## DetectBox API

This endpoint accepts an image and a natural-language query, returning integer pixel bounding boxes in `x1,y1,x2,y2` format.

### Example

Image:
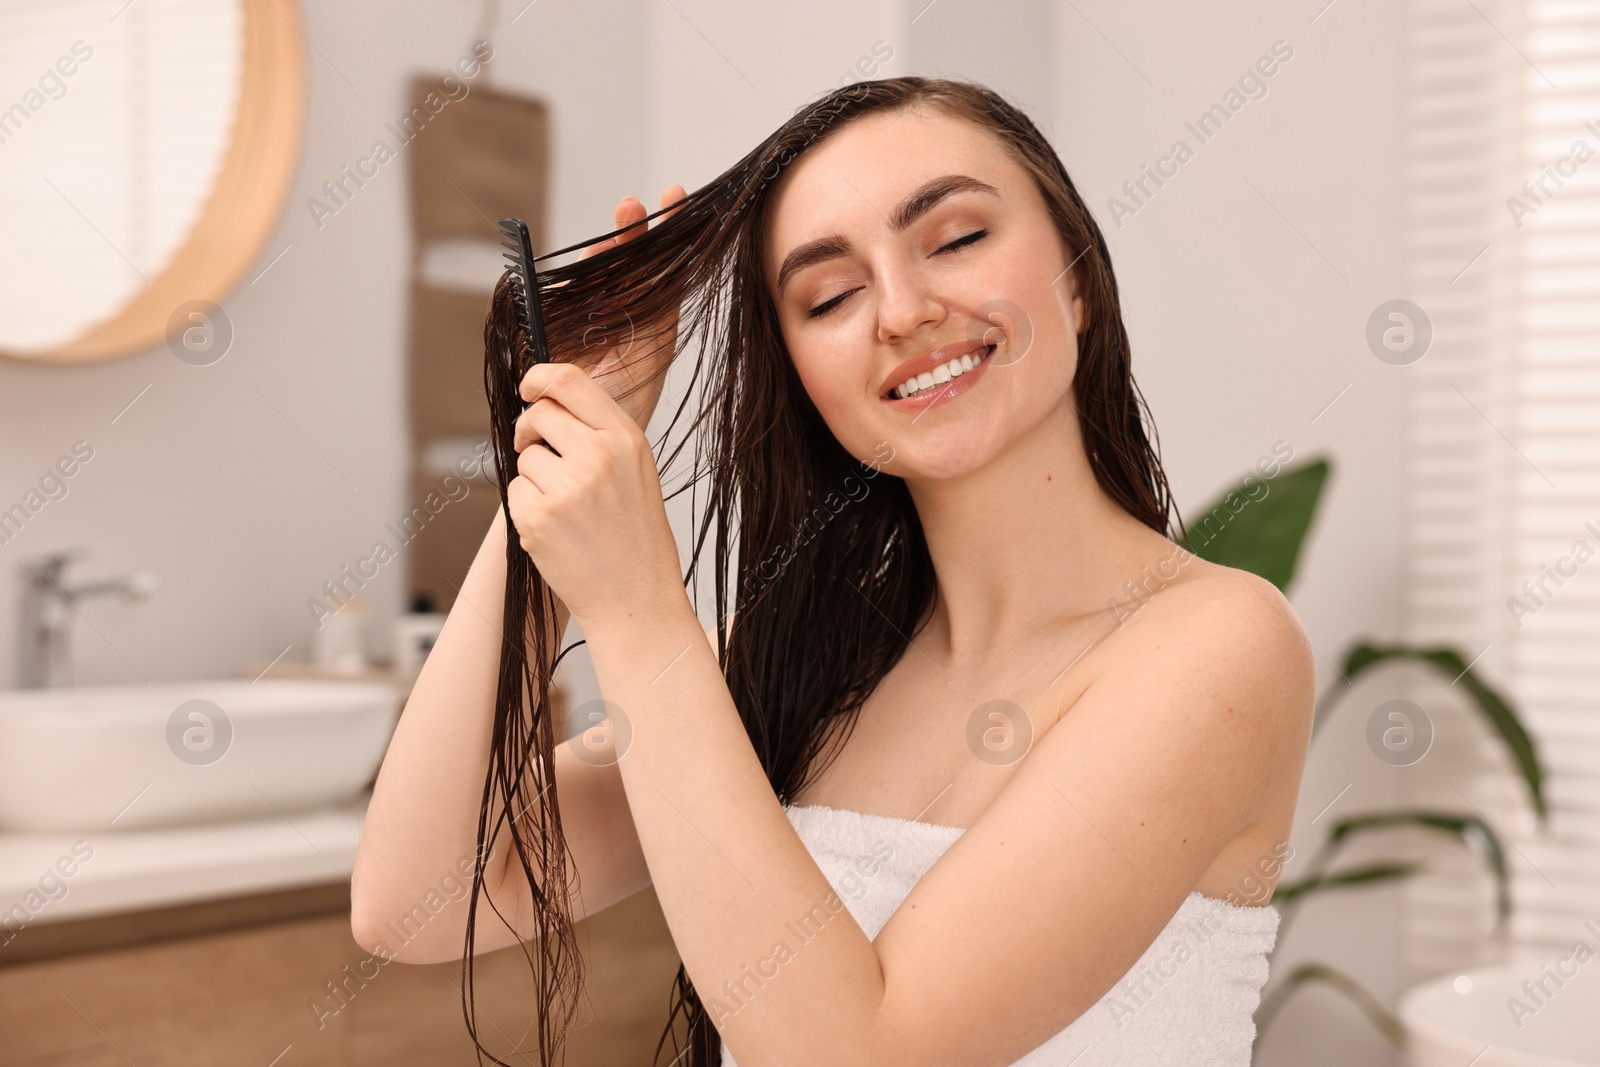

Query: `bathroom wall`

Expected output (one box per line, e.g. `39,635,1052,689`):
0,2,1411,1064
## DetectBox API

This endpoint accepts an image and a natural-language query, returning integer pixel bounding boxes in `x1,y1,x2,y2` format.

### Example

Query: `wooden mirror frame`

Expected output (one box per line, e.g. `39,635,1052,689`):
1,0,306,365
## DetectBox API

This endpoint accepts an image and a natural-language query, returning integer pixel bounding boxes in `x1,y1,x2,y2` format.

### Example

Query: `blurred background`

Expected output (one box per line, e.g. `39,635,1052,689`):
1,0,1596,1064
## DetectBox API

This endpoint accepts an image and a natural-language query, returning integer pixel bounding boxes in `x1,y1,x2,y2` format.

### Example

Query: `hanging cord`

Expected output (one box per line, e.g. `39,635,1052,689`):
472,0,499,83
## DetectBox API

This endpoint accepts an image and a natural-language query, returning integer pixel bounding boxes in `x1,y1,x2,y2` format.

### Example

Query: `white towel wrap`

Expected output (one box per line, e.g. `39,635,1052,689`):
718,803,1281,1066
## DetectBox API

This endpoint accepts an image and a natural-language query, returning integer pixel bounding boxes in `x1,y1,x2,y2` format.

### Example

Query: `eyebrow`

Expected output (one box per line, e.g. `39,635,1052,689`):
774,173,1000,297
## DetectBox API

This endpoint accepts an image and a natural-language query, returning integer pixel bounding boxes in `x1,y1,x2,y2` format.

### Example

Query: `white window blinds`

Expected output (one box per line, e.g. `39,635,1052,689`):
1402,0,1600,980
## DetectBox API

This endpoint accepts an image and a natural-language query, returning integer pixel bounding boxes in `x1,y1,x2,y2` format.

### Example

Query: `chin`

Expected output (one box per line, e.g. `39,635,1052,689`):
890,433,999,482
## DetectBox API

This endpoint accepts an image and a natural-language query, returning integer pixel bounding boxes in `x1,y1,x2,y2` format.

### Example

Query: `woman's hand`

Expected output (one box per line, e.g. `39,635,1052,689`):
565,185,687,433
506,361,685,628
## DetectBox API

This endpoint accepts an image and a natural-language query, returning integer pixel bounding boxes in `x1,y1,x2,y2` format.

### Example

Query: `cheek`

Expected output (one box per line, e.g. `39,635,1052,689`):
1034,290,1079,383
1016,244,1084,357
983,272,1072,376
788,341,882,446
780,315,857,398
795,355,860,420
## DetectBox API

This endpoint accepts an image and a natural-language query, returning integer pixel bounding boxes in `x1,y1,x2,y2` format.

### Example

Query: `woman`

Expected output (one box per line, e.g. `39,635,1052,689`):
352,76,1316,1067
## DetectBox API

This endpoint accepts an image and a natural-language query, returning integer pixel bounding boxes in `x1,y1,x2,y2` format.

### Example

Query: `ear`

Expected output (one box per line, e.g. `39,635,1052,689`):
1058,260,1089,335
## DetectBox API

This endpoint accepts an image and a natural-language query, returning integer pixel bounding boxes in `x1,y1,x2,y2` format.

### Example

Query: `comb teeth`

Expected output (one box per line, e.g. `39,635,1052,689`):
497,217,549,368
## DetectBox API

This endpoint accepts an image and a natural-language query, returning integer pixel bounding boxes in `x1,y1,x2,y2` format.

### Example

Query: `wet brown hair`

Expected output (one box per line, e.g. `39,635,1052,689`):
465,74,1186,1065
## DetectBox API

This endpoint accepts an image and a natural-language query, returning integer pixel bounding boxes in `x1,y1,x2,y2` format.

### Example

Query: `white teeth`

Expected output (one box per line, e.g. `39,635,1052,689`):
892,347,990,399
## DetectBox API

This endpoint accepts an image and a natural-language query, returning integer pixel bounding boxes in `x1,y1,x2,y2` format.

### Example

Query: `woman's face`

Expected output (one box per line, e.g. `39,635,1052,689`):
763,106,1087,480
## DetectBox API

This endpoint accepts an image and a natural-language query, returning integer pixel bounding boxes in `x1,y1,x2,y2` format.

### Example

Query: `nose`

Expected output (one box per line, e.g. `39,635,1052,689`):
874,254,947,344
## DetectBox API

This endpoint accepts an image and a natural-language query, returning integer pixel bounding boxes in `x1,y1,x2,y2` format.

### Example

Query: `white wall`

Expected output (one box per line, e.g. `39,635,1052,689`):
0,2,1411,1063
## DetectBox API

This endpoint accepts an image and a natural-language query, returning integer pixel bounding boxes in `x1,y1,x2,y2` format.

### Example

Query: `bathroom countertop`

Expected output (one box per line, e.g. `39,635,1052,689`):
0,793,370,929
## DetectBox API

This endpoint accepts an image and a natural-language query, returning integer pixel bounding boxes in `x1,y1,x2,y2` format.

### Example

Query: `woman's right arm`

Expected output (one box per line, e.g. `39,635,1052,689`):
350,186,688,964
350,505,655,964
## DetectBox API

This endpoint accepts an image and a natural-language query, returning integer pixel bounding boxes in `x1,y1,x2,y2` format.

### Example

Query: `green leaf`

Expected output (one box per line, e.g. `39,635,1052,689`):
1318,644,1546,822
1275,811,1511,934
1255,962,1408,1050
1185,457,1331,594
1272,861,1426,905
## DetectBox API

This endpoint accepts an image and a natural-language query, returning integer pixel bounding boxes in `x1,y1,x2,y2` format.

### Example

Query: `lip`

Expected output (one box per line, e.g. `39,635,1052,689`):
881,342,995,414
880,339,994,399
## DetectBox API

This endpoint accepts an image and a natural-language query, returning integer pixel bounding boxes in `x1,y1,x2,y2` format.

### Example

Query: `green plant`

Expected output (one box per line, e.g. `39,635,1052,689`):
1183,456,1548,1061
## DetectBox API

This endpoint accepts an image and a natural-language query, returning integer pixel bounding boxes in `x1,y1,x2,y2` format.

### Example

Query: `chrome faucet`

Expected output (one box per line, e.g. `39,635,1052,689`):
18,548,158,689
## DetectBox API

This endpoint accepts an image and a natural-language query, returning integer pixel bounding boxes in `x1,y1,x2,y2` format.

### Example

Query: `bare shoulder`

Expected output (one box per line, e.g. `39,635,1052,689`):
1090,559,1317,780
1058,560,1316,853
1117,558,1313,679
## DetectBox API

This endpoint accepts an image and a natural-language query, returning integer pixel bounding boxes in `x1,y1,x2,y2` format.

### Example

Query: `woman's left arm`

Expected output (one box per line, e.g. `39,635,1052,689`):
582,575,1313,1067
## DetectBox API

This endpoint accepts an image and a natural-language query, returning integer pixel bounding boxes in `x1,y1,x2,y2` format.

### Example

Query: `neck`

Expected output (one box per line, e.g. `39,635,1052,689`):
902,400,1178,667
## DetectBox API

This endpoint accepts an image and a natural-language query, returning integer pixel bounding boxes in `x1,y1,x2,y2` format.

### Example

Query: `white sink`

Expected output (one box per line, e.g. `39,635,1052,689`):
0,679,401,832
1401,962,1600,1066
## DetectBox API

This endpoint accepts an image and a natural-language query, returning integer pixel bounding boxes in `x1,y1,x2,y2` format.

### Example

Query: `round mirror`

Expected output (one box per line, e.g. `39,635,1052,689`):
0,0,304,363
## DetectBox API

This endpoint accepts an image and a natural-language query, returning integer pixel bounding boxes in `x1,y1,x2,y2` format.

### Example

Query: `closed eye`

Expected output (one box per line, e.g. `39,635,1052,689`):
805,228,990,319
937,228,988,254
806,289,855,319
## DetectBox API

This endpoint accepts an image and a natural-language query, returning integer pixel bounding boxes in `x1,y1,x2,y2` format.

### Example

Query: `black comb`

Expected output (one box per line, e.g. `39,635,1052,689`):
497,217,549,367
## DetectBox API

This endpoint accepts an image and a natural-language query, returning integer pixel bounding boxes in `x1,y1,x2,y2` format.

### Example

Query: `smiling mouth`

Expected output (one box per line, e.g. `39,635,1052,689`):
884,344,996,401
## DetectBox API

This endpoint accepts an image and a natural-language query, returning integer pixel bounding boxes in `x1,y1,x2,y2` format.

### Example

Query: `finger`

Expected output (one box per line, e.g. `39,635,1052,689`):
659,184,687,222
520,361,633,433
614,196,648,245
515,385,591,454
579,233,615,261
577,197,634,261
508,469,542,512
513,401,552,454
505,476,542,550
579,196,646,261
514,435,567,493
